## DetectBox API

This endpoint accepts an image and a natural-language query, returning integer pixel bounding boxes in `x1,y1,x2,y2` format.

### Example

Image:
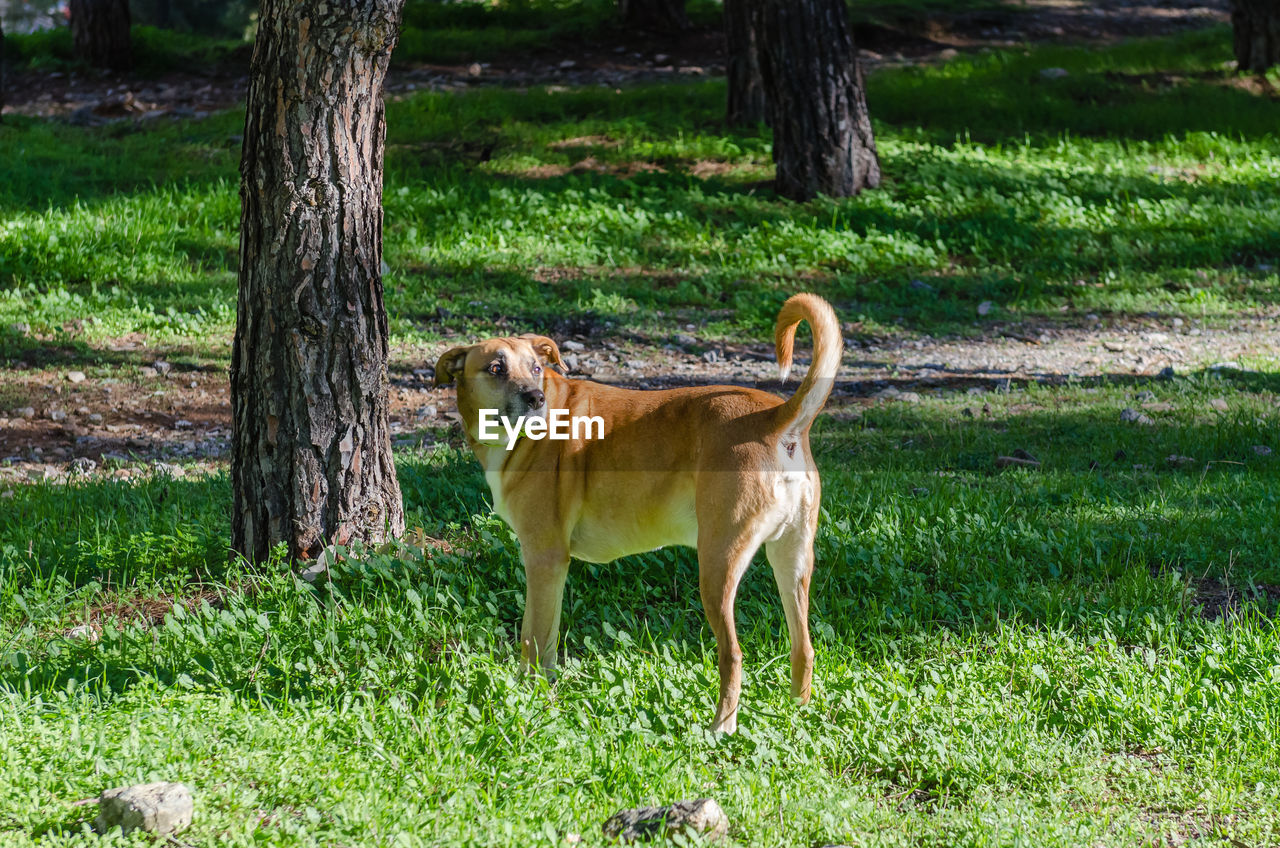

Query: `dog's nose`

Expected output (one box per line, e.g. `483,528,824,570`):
522,389,545,409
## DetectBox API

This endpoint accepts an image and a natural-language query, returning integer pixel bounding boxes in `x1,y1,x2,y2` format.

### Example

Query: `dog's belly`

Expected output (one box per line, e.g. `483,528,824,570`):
567,491,699,564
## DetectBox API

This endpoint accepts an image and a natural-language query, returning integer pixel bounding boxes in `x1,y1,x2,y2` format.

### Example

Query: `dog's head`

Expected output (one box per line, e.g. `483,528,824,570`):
433,334,565,439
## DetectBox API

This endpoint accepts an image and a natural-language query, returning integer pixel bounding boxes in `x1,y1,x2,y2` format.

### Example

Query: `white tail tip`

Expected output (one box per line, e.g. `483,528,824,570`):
778,365,791,382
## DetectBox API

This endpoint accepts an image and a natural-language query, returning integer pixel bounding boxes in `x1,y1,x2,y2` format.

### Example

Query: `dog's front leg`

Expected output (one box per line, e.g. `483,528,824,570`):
519,548,570,675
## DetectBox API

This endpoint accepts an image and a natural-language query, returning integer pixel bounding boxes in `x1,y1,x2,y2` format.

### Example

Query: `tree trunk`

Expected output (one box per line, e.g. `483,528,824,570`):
754,0,880,202
619,0,689,33
232,0,406,564
724,0,766,126
69,0,132,72
1231,0,1280,72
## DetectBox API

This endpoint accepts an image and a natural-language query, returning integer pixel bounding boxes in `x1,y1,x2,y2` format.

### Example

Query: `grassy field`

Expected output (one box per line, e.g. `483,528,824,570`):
2,17,1280,848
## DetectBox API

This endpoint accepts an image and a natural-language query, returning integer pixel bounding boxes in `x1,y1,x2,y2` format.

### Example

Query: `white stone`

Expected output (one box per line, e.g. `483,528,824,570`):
95,782,193,836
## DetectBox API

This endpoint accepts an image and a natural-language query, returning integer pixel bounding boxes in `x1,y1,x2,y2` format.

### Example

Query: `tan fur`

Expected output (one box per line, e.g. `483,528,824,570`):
434,293,842,733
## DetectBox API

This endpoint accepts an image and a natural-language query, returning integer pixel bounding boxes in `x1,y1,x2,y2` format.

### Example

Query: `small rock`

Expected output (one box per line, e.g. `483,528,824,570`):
625,359,647,370
1158,366,1176,379
70,457,98,474
937,48,959,61
16,407,36,420
1208,398,1229,412
1253,445,1272,456
88,413,104,424
77,406,90,415
562,354,580,372
602,798,728,843
66,623,100,642
1135,390,1156,403
976,301,994,316
896,391,922,403
140,367,159,379
674,333,698,347
562,340,586,352
49,410,67,422
702,349,723,364
1039,67,1069,79
152,360,172,376
94,782,193,836
653,53,670,63
1119,407,1154,425
414,404,438,420
152,462,184,478
174,420,194,430
67,371,87,383
1103,341,1125,352
298,561,328,584
467,62,483,77
558,59,577,69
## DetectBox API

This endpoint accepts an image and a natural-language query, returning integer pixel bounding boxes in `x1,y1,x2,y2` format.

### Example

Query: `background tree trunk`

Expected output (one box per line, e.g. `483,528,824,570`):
1231,0,1280,72
232,0,406,564
754,0,880,201
724,0,766,126
618,0,689,33
1,14,6,123
69,0,132,71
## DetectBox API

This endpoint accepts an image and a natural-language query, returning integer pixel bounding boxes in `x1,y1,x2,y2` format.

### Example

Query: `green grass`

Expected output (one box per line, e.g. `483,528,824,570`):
2,24,1280,848
2,370,1279,846
1,29,1276,363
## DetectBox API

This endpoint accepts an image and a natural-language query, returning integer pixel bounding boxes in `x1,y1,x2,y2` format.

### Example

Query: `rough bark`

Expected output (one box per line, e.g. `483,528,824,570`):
1231,0,1280,72
69,0,133,72
232,0,406,564
724,0,766,126
619,0,689,33
754,0,880,201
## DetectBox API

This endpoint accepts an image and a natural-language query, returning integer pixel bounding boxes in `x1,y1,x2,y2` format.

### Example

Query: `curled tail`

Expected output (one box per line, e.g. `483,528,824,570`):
774,293,843,433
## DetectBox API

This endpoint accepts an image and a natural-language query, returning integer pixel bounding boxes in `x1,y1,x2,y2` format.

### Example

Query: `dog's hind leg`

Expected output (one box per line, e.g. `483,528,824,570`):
519,547,570,675
765,524,816,705
697,525,763,734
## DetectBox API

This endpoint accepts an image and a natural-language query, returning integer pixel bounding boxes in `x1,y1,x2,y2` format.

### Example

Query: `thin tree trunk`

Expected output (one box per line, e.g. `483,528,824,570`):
69,0,132,71
725,0,766,126
619,0,689,33
232,0,406,564
754,0,880,201
1231,0,1280,72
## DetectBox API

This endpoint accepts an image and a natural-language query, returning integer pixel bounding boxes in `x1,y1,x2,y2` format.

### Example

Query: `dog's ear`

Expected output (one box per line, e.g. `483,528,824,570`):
433,346,470,387
520,334,565,371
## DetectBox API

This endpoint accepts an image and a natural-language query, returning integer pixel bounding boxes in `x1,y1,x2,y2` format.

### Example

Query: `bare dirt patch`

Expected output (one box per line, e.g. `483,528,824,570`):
6,309,1275,485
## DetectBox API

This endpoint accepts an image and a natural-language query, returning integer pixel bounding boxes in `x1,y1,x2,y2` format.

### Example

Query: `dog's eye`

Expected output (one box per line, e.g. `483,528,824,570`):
531,364,542,376
488,362,505,376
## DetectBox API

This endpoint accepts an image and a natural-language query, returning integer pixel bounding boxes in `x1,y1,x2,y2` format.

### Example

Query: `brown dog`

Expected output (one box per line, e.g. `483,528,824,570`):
433,293,841,733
